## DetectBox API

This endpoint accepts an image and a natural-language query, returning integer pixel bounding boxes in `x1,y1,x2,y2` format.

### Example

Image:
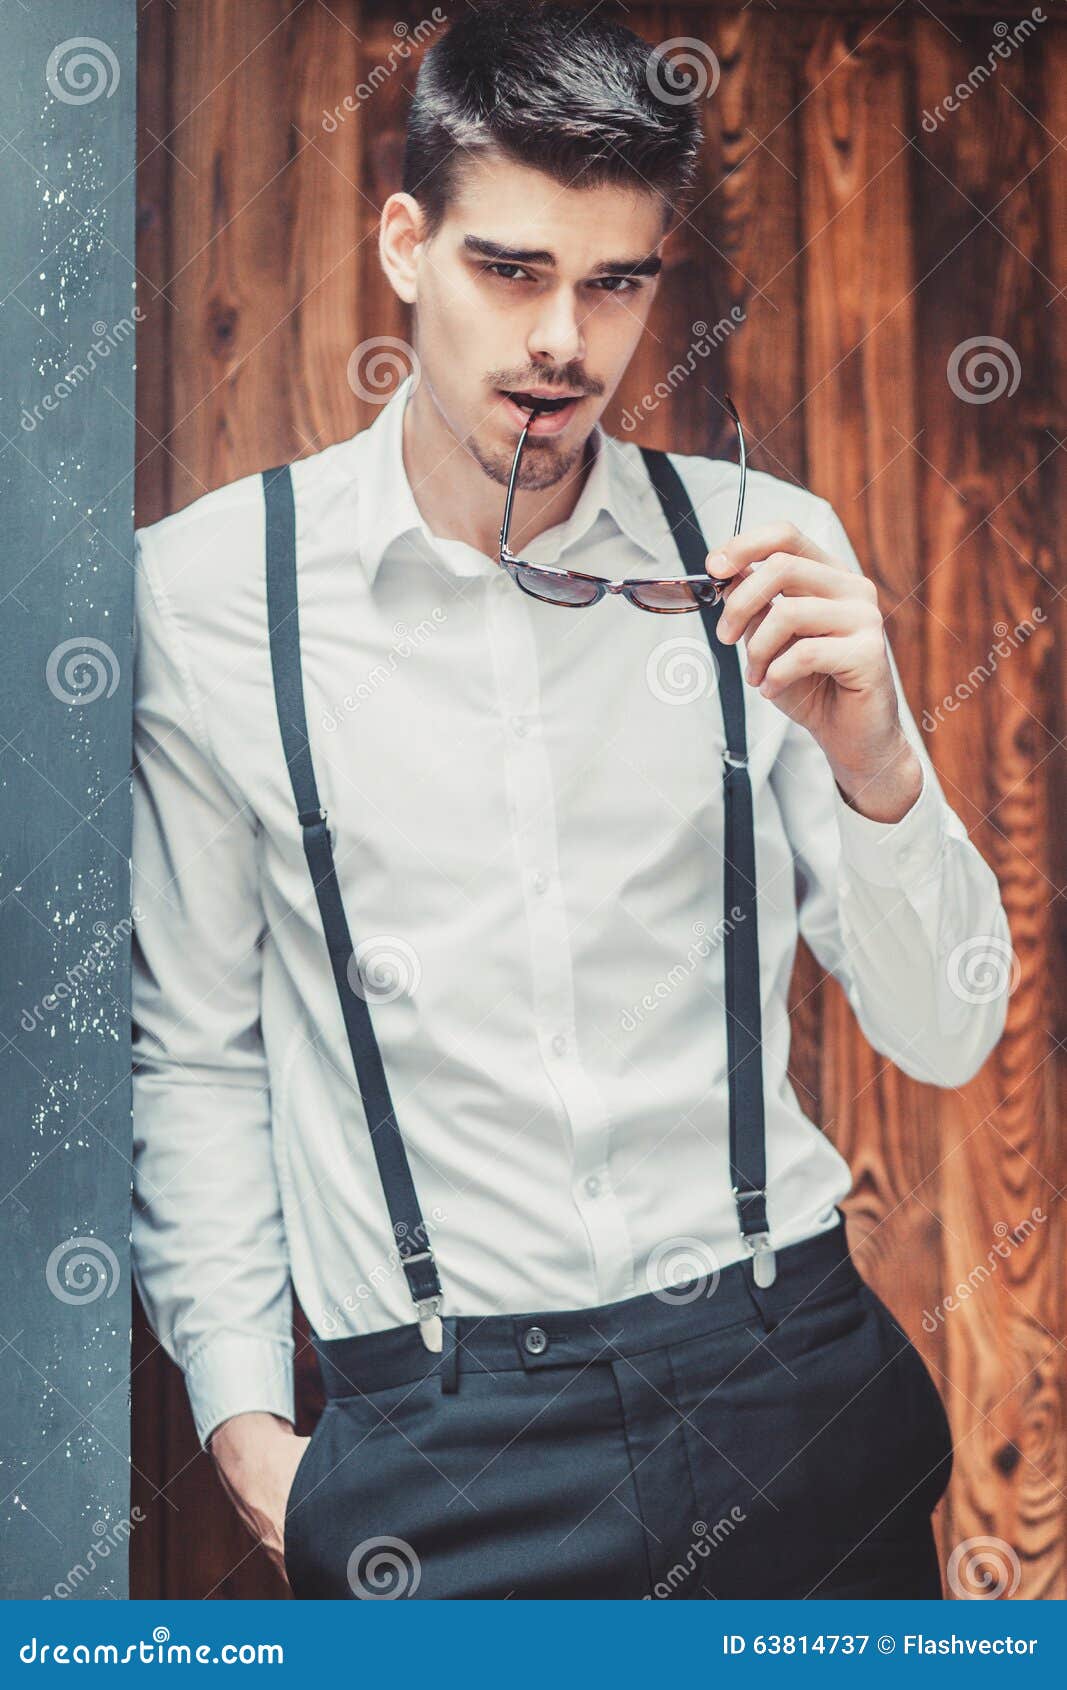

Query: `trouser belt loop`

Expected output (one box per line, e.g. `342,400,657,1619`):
439,1315,460,1393
742,1262,780,1334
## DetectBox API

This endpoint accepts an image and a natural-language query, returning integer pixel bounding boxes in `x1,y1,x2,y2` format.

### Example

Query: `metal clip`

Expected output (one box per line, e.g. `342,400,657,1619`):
746,1232,777,1289
723,750,748,769
416,1295,443,1353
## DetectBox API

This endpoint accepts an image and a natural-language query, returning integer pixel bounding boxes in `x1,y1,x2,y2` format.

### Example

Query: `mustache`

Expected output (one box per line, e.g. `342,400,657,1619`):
486,367,604,398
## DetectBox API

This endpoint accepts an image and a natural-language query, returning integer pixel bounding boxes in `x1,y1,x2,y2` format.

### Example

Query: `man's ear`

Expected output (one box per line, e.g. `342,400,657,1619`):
379,193,424,305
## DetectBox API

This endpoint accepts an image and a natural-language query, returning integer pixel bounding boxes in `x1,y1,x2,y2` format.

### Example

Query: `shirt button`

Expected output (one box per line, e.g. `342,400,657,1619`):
584,1175,601,1198
523,1326,548,1356
551,1033,567,1057
532,871,549,894
511,716,528,737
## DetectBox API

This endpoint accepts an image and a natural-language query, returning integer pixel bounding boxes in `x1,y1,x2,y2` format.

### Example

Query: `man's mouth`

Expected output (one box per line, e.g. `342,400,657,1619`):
497,388,584,435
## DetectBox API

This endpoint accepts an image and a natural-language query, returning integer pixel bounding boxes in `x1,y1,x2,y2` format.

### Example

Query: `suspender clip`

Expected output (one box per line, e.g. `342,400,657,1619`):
416,1294,444,1353
401,1249,444,1350
298,806,328,827
746,1233,777,1289
723,750,748,769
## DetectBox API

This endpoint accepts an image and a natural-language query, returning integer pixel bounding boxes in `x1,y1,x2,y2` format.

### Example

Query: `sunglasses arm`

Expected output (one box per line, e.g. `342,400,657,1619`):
498,410,540,561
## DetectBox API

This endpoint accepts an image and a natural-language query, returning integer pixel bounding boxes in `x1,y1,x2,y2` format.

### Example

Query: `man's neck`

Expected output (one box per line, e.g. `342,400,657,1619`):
401,383,593,561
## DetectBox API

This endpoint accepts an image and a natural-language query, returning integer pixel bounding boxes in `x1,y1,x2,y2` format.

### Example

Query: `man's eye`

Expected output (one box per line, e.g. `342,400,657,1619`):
485,262,532,283
590,276,640,294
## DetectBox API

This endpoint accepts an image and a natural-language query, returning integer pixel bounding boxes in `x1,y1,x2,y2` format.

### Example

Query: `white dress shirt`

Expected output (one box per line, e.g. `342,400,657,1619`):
131,375,1009,1448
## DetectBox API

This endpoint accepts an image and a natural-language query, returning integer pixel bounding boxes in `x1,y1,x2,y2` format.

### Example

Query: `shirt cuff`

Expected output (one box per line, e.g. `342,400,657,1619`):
183,1334,295,1451
833,759,947,889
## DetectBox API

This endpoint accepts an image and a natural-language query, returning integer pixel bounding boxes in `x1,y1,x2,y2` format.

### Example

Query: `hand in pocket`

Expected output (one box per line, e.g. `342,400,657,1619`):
209,1411,312,1584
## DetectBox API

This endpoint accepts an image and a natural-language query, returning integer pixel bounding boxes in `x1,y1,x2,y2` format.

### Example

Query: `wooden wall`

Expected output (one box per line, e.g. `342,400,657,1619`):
133,0,1065,1598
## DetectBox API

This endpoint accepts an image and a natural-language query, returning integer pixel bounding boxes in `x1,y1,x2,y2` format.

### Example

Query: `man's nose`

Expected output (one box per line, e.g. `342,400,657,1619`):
527,292,585,368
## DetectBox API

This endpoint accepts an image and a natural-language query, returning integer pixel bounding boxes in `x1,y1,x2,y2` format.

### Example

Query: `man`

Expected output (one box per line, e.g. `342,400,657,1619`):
131,1,1009,1600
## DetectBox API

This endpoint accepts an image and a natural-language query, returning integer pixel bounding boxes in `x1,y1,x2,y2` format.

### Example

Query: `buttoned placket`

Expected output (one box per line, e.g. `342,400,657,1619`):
483,568,636,1301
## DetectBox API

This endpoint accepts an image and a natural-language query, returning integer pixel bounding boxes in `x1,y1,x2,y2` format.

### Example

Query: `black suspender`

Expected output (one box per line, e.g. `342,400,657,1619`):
262,444,775,1348
639,449,773,1287
262,464,444,1351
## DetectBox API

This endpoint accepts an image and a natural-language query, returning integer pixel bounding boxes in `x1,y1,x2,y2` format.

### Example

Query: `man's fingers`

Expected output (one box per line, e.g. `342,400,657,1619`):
761,632,883,696
718,554,877,645
705,520,832,584
742,596,880,681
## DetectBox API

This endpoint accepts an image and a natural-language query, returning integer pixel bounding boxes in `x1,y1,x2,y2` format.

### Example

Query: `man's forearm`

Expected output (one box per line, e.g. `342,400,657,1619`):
209,1411,307,1583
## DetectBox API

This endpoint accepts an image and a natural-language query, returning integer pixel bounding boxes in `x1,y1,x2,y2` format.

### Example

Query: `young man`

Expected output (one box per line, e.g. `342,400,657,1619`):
131,2,1009,1600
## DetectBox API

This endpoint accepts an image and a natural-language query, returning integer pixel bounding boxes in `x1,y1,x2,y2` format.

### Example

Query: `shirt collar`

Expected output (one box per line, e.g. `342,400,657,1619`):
356,373,673,587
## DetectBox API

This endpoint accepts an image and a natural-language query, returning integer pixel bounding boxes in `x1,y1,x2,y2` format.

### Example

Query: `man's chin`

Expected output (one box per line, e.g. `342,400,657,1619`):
466,429,587,492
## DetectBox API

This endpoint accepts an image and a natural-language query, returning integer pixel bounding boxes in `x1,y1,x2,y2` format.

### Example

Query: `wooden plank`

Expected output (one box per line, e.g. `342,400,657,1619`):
802,0,955,1408
163,0,296,507
607,6,809,477
908,8,1061,1598
1041,0,1067,1615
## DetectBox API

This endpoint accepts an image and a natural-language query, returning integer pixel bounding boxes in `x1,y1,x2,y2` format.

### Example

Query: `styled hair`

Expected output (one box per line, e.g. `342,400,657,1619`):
402,0,704,239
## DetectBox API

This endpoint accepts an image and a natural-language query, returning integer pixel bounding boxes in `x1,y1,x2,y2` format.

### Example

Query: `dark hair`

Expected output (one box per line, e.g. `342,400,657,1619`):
402,0,704,239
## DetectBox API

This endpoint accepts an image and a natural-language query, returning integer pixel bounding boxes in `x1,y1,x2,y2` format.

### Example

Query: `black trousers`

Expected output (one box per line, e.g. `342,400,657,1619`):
283,1216,953,1600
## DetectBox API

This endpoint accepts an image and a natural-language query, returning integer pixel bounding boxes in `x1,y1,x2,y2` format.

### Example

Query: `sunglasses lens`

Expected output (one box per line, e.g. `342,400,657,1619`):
628,577,722,612
514,564,602,607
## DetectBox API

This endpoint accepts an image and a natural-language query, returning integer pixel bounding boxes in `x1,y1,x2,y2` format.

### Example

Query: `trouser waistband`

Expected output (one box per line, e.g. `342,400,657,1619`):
312,1210,859,1399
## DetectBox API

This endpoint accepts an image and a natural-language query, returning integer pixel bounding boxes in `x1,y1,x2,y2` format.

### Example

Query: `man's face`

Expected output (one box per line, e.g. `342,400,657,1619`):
409,155,666,491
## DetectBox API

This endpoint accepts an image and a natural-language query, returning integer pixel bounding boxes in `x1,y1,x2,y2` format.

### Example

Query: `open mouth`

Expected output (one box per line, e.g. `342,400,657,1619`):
502,390,575,413
497,388,583,435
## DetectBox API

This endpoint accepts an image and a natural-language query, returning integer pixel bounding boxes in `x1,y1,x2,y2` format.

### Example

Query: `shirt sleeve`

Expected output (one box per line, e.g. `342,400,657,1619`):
766,498,1012,1088
131,526,295,1450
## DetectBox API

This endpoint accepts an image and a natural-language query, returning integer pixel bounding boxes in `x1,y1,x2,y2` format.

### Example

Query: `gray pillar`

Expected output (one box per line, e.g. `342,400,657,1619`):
0,0,136,1601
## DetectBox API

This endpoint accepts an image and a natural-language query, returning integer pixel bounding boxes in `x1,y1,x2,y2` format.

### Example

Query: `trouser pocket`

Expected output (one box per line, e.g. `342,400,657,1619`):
669,1277,954,1597
861,1283,955,1515
283,1405,335,1598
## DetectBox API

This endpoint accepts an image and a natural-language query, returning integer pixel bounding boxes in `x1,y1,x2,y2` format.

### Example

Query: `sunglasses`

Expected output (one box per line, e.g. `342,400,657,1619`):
497,392,746,612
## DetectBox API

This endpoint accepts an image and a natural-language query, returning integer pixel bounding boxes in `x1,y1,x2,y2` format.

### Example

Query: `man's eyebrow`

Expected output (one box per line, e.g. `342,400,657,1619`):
463,235,662,279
